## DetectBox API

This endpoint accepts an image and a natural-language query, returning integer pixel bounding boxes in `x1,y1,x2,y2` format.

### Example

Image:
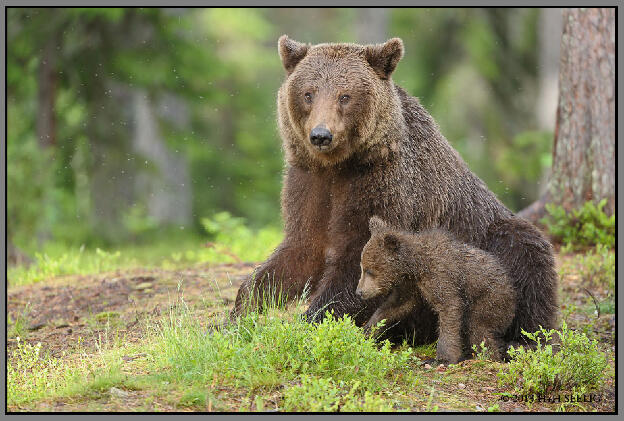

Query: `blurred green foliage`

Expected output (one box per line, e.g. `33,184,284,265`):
541,199,615,250
7,8,554,259
8,212,281,287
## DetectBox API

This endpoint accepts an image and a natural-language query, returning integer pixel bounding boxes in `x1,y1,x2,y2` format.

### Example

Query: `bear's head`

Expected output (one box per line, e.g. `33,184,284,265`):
277,36,406,168
356,216,406,300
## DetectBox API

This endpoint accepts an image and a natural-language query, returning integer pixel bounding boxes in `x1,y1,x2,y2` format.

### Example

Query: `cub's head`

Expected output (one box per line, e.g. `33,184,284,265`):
356,216,405,300
277,36,405,168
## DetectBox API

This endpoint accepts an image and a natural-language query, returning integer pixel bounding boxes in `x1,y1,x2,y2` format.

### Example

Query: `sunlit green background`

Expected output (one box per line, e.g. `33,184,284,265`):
7,8,557,264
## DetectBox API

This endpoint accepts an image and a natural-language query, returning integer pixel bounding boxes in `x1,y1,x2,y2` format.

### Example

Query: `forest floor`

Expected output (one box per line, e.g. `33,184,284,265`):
6,251,616,413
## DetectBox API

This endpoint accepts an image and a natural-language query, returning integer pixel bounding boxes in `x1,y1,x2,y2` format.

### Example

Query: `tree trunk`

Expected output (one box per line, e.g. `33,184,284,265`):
518,7,615,223
37,39,57,148
133,90,192,226
355,8,389,44
536,8,562,131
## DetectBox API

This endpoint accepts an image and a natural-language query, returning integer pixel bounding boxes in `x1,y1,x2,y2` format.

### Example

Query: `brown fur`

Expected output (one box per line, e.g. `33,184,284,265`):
231,36,558,347
357,217,515,363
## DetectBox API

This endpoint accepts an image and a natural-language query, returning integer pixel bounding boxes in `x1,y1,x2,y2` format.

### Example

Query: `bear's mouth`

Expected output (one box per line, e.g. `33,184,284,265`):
316,144,332,152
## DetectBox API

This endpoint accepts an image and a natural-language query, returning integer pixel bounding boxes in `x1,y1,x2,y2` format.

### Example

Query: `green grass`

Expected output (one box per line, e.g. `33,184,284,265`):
7,298,615,412
8,217,282,287
6,226,616,412
7,339,85,407
7,292,421,411
147,295,420,410
559,244,615,317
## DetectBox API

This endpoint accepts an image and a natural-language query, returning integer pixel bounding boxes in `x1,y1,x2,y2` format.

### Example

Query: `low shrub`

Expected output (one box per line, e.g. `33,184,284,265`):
498,321,608,395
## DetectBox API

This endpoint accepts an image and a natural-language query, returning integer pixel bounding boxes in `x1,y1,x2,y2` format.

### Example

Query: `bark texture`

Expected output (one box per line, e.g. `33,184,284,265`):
520,8,615,222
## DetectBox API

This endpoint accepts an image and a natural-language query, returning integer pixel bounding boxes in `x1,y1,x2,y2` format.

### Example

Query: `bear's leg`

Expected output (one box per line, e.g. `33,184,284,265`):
468,327,503,361
304,280,375,326
379,298,439,346
303,242,377,326
363,290,414,338
485,217,558,345
230,242,323,319
436,307,464,364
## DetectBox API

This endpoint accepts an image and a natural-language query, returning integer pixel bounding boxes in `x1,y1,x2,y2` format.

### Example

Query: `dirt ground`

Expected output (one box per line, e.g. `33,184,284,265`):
6,256,616,413
7,263,253,358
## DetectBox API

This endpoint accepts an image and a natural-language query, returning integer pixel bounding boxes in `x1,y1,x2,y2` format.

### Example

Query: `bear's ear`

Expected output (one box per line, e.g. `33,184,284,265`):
364,38,404,80
369,216,388,234
383,233,401,253
278,35,309,75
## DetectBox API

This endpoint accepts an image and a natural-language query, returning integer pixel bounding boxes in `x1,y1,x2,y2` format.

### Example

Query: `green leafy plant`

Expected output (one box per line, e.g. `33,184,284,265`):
282,376,396,412
471,340,493,361
151,292,419,412
498,321,608,395
541,199,615,249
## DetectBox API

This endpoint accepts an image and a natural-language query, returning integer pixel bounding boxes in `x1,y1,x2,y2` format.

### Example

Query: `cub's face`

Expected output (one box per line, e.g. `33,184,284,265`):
277,36,404,167
356,234,400,300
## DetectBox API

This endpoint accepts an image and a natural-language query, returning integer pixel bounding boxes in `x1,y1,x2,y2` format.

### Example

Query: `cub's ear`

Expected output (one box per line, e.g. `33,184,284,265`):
278,35,309,75
383,233,401,253
369,216,388,234
364,37,404,80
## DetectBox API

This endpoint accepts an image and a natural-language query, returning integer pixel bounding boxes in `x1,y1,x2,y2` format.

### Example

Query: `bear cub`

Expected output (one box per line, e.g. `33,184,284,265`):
356,216,516,363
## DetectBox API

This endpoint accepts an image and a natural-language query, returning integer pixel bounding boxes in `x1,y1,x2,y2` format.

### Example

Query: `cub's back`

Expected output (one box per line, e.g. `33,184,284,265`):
412,229,512,296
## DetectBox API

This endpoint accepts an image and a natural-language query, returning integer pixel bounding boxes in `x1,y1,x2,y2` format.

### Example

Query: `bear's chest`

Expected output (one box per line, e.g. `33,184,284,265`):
286,165,387,249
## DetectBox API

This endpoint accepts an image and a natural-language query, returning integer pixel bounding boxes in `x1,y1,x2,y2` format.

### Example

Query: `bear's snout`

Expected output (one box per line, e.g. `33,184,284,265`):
309,126,333,148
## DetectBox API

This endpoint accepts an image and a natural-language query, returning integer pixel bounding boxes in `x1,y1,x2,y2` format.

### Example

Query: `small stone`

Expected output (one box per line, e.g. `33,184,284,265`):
458,383,466,389
135,282,152,290
28,322,46,331
110,387,129,398
424,364,432,369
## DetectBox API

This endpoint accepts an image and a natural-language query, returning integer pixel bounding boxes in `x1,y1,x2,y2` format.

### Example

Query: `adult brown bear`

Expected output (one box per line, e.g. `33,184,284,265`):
230,36,558,346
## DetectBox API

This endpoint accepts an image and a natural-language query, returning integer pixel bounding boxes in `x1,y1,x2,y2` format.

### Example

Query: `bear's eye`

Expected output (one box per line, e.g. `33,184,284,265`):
365,269,374,277
304,92,313,104
339,94,350,104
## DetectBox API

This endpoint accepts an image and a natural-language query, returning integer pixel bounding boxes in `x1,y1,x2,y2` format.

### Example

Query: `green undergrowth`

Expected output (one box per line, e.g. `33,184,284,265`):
8,296,615,412
559,244,615,317
7,292,421,411
7,339,81,407
148,295,419,411
498,322,609,396
541,199,614,250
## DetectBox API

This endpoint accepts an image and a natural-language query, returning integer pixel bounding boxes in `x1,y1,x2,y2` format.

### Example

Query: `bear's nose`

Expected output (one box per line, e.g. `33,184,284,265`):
310,126,333,147
355,288,363,299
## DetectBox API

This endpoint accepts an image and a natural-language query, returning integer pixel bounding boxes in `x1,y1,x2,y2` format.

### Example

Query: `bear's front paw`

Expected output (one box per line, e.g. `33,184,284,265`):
301,306,325,324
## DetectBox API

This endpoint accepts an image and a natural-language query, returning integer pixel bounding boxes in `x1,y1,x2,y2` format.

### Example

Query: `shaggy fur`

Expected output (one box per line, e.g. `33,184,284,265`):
357,217,516,363
231,36,558,346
